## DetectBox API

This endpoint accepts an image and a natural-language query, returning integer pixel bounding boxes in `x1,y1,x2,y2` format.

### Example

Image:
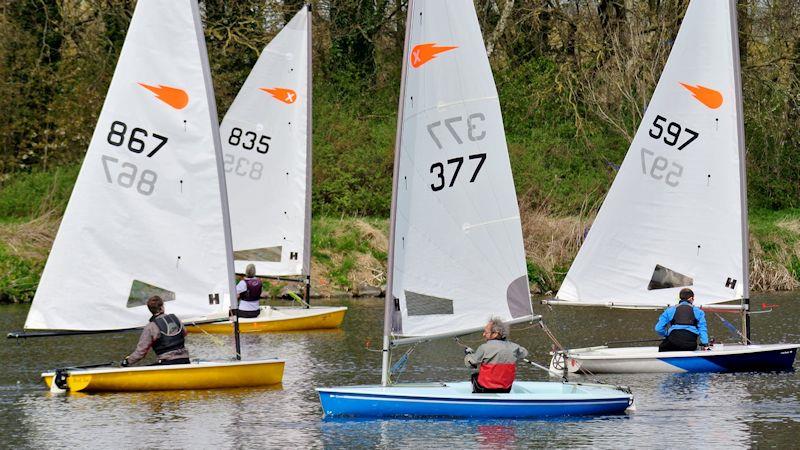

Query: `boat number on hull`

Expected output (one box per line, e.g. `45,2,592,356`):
641,148,683,187
427,112,488,192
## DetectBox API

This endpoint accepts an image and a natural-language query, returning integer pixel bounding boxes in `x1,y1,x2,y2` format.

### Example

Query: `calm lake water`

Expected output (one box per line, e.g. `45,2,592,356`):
1,292,798,448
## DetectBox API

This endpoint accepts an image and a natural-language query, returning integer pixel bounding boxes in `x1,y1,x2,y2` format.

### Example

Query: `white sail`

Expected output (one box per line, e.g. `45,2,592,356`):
556,0,746,308
388,0,532,337
26,0,233,330
222,6,311,277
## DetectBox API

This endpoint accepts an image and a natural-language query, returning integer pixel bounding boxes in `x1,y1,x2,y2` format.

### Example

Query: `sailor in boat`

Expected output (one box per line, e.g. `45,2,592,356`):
464,317,529,393
655,288,710,352
232,263,263,319
122,296,190,366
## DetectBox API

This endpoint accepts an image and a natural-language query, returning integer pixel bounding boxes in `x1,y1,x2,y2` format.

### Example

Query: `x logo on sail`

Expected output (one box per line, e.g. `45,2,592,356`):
260,87,298,104
410,43,457,68
138,83,189,109
679,83,723,109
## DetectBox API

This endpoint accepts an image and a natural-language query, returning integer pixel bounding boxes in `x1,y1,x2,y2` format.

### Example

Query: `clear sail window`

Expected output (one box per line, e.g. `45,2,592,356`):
647,264,693,290
405,291,454,316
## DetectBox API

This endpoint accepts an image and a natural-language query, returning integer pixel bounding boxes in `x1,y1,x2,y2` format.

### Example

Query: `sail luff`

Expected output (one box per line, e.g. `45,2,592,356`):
302,3,313,281
382,0,415,386
729,0,749,301
189,0,240,357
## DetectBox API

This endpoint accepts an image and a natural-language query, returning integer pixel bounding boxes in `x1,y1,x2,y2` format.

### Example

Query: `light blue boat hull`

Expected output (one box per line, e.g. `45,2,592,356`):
316,381,633,419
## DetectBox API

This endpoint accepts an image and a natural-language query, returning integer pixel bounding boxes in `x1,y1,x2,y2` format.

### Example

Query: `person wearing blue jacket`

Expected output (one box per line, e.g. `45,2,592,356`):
655,288,710,352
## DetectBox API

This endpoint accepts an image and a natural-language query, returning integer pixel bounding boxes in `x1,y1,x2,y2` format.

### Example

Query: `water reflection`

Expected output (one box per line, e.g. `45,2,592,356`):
0,293,798,448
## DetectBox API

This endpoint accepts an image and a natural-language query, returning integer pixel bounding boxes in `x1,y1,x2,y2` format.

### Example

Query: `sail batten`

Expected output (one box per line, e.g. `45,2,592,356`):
556,0,746,309
386,0,532,339
222,7,310,278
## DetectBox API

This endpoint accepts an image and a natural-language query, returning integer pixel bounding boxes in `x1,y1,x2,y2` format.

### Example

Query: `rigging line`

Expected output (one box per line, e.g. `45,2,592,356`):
537,321,600,378
539,321,565,352
713,312,750,344
186,321,228,349
390,343,418,384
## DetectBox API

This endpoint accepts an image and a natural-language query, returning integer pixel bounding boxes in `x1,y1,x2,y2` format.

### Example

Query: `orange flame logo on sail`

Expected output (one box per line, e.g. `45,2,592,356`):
138,83,189,110
260,87,298,104
679,83,723,109
410,43,457,68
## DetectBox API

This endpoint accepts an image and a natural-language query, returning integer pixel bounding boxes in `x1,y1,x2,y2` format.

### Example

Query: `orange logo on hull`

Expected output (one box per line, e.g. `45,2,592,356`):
138,83,189,109
260,87,298,104
679,83,723,109
410,43,457,68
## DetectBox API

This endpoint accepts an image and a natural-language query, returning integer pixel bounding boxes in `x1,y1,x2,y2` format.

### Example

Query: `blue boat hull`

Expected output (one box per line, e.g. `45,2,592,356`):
316,381,633,419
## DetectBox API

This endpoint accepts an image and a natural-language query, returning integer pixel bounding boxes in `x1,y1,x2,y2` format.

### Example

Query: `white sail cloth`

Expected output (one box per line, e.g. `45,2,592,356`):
222,7,310,277
26,0,232,330
389,0,532,337
557,0,745,308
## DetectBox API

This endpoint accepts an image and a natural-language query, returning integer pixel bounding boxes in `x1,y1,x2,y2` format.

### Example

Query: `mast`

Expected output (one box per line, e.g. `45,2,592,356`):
381,0,414,387
302,3,313,308
191,0,241,359
729,0,750,344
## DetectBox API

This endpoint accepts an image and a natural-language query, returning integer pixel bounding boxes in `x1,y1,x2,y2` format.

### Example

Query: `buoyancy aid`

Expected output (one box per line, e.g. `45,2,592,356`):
240,278,263,302
477,363,516,390
670,302,698,327
151,313,185,356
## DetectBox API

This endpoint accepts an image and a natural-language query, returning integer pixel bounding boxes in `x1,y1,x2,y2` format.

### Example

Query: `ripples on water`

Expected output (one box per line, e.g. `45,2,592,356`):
1,292,798,448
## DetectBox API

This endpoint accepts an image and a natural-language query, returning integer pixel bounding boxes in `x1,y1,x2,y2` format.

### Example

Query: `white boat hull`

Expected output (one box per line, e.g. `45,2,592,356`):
549,343,800,374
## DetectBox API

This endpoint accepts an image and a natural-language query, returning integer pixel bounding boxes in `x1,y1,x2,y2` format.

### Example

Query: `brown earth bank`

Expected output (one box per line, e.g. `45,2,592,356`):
2,204,798,303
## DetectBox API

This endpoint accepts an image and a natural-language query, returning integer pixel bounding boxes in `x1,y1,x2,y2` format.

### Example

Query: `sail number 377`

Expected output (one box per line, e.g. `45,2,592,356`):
427,113,488,192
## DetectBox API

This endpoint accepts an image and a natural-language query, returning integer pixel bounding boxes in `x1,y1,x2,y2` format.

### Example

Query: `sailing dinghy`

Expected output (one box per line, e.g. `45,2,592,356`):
544,0,799,374
22,0,283,392
316,0,633,418
187,5,347,334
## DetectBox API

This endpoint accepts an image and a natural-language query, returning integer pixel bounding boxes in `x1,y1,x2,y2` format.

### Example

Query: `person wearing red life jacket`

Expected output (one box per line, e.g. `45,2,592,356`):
464,317,528,393
232,263,263,318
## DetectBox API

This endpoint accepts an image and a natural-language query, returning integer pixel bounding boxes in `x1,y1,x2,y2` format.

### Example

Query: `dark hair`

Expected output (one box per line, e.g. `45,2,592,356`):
679,288,694,301
147,295,164,314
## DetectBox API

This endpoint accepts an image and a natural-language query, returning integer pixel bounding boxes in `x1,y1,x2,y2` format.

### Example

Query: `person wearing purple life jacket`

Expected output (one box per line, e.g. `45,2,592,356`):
233,263,263,318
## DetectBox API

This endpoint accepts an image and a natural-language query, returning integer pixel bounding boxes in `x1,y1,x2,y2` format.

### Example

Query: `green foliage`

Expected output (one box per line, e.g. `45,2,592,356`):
0,165,78,221
0,245,42,303
312,80,396,216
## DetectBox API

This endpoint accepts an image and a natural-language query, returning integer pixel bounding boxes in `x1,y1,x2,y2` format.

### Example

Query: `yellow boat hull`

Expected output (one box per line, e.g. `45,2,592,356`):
42,359,284,392
186,306,347,334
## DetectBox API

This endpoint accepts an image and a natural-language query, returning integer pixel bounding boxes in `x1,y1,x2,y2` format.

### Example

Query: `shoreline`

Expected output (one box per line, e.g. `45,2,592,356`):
2,211,799,304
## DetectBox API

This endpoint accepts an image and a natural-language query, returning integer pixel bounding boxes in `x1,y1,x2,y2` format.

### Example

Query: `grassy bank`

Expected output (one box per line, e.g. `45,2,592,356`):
1,168,799,302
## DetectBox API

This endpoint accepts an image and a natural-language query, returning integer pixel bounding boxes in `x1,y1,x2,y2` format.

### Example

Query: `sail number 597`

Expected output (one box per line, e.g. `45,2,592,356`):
641,148,682,187
648,115,698,150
